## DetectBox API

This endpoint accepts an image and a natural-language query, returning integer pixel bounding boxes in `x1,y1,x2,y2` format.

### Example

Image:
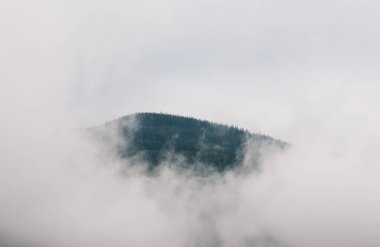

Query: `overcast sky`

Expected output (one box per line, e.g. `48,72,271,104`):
2,1,380,247
2,0,380,140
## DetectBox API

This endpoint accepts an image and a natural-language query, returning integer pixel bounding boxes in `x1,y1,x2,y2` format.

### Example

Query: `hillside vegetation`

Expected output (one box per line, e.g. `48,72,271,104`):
92,113,285,172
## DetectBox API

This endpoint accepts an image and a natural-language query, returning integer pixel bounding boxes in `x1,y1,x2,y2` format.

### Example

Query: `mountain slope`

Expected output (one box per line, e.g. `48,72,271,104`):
91,113,285,172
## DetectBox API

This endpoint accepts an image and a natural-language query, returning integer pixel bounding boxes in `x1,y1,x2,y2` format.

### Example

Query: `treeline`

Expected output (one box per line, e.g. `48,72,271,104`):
96,112,284,172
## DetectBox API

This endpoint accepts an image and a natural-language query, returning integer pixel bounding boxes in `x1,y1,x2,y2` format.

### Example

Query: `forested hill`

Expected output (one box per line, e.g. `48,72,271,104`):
91,113,285,172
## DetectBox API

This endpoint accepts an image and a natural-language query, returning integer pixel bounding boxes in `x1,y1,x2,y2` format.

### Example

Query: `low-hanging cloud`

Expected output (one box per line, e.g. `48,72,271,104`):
2,95,380,247
2,0,380,246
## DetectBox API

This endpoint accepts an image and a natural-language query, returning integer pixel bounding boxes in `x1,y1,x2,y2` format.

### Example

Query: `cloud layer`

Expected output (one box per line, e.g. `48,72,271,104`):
1,0,380,246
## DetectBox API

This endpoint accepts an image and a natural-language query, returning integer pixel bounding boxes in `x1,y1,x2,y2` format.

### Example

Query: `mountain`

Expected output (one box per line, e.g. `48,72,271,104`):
90,113,285,172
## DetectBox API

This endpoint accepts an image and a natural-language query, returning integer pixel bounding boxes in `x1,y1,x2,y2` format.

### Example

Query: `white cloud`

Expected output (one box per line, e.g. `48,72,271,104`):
1,0,380,246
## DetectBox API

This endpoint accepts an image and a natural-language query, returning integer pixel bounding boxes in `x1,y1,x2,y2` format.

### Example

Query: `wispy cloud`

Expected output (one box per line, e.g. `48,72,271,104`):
1,0,380,246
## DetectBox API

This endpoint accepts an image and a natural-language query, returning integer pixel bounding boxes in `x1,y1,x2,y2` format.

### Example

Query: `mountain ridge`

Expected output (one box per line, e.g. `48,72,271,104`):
91,112,286,172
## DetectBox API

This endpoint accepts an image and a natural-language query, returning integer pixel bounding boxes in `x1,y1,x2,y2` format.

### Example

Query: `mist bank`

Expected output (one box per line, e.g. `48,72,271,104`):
2,0,380,246
1,111,380,247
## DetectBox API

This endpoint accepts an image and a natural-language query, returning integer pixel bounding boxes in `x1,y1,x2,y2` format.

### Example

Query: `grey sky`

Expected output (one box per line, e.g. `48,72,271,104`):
2,0,380,140
2,1,380,247
54,0,380,139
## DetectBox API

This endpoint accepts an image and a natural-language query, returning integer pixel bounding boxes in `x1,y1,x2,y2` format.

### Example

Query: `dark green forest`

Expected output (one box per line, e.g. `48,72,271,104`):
91,113,285,172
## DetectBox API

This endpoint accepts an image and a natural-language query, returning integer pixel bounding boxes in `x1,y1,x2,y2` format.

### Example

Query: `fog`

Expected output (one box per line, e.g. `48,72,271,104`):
1,0,380,246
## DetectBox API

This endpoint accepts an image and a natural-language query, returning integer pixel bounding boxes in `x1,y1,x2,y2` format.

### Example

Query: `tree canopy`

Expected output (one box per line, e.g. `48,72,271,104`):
92,113,285,172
